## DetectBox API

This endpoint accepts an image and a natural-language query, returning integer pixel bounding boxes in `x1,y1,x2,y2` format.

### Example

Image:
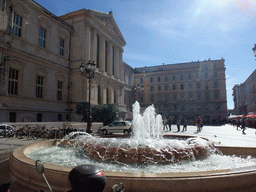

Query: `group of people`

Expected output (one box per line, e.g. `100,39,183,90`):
163,116,188,132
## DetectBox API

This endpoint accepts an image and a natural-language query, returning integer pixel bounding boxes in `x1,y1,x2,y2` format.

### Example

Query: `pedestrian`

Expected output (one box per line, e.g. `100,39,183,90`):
167,116,172,131
241,118,246,134
196,116,202,132
163,117,168,131
182,117,187,131
236,119,240,130
199,116,203,131
177,119,181,132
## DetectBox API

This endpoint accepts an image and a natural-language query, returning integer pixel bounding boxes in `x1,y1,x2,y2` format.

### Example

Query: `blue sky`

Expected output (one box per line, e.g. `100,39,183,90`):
34,0,256,109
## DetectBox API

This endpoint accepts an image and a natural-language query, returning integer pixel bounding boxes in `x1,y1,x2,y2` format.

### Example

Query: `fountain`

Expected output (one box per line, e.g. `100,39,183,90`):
9,102,256,191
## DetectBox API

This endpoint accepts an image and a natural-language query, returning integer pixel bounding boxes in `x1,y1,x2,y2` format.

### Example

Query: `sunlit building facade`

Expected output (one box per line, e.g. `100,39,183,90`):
134,59,228,124
0,0,133,122
232,69,256,115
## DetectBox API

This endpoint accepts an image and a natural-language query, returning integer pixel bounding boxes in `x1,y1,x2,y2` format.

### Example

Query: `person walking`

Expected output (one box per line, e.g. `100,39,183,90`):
182,117,187,132
177,119,181,132
196,116,202,132
167,116,172,131
163,117,168,131
241,118,246,134
199,116,203,131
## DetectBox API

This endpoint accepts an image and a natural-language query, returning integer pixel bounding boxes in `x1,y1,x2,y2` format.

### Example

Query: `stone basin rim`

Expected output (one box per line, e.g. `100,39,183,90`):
12,139,256,178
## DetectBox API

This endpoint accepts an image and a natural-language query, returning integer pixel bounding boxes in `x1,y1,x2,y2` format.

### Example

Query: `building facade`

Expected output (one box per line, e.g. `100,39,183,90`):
0,0,133,122
134,59,228,124
232,69,256,115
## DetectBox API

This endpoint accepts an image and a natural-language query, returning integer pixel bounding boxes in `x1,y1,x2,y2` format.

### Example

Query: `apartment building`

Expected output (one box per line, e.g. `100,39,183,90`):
232,69,256,115
0,0,133,122
134,59,228,124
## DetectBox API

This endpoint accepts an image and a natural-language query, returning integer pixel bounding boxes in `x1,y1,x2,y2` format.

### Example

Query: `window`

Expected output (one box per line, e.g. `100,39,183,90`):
214,81,219,88
157,77,161,82
58,114,62,121
196,73,200,79
59,38,64,56
150,86,154,92
197,94,201,100
172,84,176,90
188,93,193,101
189,104,194,111
12,13,22,37
164,85,169,91
205,82,209,90
180,84,184,90
188,83,193,89
188,74,192,80
203,64,208,70
36,75,43,98
150,77,154,83
37,113,42,122
9,112,16,122
214,72,218,78
38,27,46,48
8,68,19,95
57,81,63,101
214,91,220,100
180,93,185,101
172,75,176,81
165,76,168,82
204,72,208,79
205,92,210,100
180,74,184,81
150,95,154,102
196,83,201,89
158,85,162,91
172,94,177,101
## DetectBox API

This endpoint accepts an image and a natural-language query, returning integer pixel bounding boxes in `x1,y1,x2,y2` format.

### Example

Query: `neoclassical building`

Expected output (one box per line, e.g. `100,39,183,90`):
134,59,228,124
0,0,134,122
232,69,256,115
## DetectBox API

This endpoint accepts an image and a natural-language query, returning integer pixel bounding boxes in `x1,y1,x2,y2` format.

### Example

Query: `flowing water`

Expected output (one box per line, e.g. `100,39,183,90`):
27,102,256,173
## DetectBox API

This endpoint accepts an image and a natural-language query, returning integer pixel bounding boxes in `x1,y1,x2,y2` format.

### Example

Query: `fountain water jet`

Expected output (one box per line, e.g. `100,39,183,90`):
55,101,217,165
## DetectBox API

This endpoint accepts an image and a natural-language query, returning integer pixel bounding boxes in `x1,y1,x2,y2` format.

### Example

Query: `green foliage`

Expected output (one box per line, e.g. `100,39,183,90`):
92,104,118,125
75,101,89,122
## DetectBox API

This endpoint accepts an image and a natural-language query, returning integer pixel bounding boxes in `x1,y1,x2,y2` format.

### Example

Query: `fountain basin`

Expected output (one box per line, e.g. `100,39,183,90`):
9,139,256,192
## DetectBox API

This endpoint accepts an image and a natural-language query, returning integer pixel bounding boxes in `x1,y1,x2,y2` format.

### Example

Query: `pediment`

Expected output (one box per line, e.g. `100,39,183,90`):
88,10,126,45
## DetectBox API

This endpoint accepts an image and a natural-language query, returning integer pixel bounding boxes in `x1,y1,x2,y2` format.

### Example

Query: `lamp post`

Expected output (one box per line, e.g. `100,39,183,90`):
79,60,96,134
134,83,144,102
252,44,256,58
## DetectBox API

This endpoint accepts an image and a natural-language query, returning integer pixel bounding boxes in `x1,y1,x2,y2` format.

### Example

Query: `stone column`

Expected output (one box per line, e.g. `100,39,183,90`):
107,42,113,75
85,24,90,62
119,49,124,81
99,35,105,71
114,47,119,79
90,28,97,63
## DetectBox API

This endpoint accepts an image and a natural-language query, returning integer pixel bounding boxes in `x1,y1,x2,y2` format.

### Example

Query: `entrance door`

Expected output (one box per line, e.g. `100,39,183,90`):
9,112,16,122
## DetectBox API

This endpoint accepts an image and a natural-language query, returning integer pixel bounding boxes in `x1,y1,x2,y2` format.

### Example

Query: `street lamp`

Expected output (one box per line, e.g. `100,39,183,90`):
134,83,144,102
79,60,96,133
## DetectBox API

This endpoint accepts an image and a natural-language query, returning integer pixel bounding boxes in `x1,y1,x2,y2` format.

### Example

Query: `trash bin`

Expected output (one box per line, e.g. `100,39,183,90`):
68,164,106,192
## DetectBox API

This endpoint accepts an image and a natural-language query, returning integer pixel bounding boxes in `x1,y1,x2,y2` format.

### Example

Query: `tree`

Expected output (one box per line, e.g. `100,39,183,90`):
75,101,89,122
92,104,118,125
